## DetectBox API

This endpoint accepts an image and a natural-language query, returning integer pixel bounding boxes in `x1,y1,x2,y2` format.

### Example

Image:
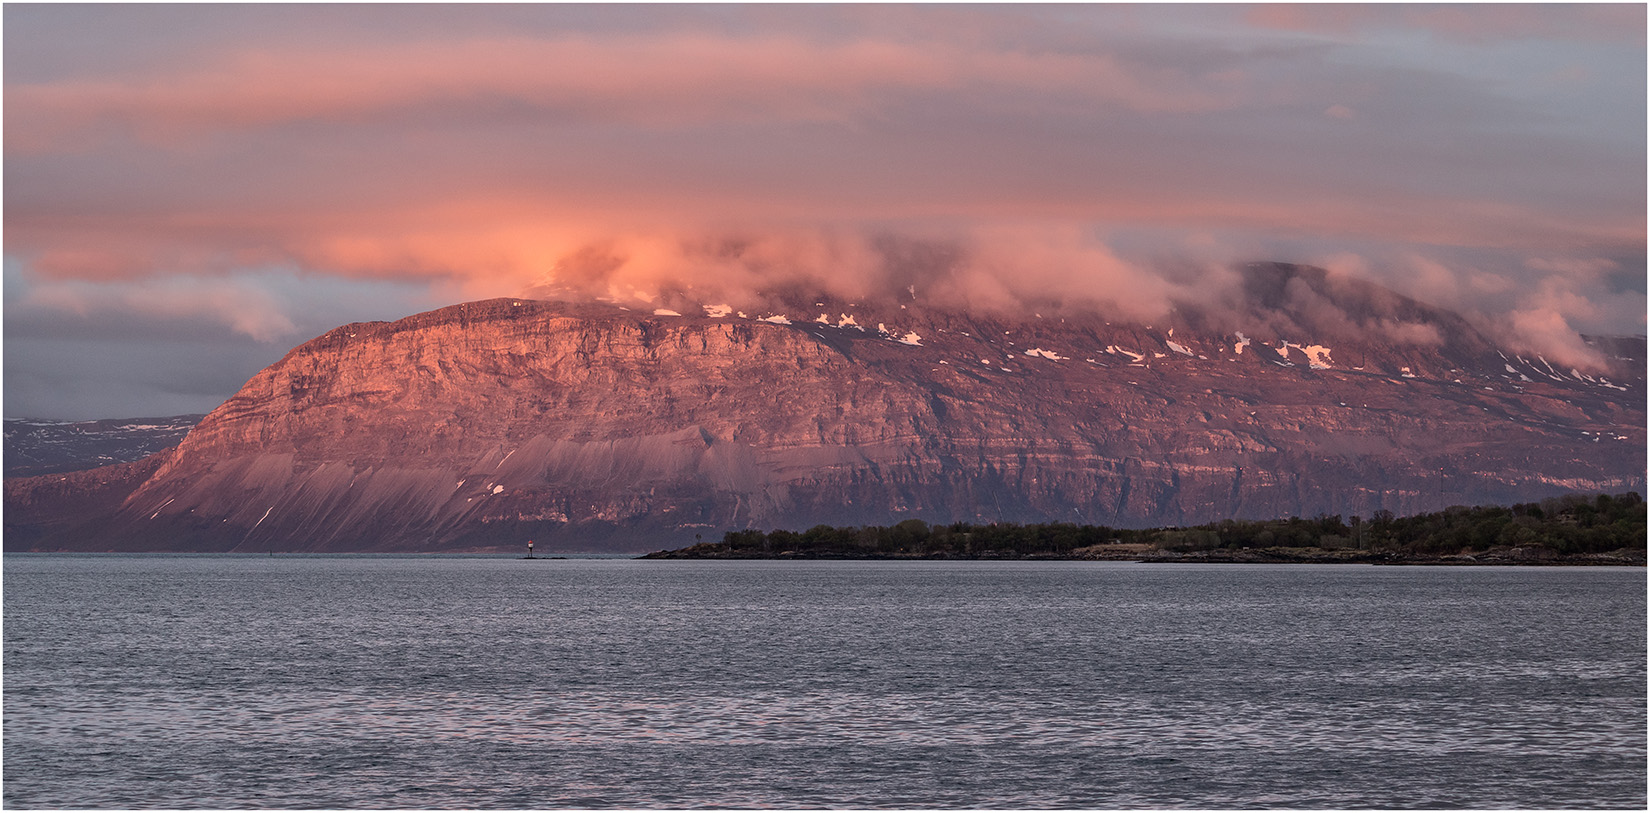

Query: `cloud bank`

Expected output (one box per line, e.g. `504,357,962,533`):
4,4,1643,416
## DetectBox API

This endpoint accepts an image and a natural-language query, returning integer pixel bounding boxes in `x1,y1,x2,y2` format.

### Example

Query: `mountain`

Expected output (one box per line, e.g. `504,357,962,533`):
3,415,204,478
5,264,1643,552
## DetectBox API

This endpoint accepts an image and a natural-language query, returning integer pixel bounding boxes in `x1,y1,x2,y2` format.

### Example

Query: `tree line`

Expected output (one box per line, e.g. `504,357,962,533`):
660,492,1645,559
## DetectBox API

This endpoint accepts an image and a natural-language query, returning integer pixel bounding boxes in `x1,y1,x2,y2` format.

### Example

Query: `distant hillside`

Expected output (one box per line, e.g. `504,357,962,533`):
4,416,203,478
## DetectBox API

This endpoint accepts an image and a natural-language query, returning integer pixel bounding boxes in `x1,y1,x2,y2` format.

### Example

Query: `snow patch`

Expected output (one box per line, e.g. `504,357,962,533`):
1400,367,1417,379
897,332,923,346
1280,342,1334,369
149,497,176,520
815,314,830,324
703,304,732,318
653,309,681,317
1024,348,1067,361
759,315,792,325
1165,340,1193,356
492,485,504,495
1233,332,1251,355
836,314,861,329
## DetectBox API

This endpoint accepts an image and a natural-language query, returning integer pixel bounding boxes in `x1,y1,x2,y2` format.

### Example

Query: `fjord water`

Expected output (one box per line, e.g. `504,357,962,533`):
4,556,1644,809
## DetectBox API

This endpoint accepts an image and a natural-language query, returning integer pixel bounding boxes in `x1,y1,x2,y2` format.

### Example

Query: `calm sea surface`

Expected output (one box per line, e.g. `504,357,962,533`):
3,555,1644,809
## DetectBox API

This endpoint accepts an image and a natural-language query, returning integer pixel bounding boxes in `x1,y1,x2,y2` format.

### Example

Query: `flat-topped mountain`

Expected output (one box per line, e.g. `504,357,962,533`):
6,264,1643,552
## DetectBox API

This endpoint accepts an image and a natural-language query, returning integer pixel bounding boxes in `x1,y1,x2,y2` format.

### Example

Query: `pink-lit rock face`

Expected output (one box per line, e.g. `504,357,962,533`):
7,265,1643,553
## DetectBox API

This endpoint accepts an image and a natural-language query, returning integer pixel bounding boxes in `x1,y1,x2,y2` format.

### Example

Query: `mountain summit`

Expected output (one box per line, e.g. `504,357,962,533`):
7,264,1643,552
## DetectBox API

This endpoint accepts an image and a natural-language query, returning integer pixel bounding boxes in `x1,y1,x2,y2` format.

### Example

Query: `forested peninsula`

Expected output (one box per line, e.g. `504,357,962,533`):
642,492,1647,565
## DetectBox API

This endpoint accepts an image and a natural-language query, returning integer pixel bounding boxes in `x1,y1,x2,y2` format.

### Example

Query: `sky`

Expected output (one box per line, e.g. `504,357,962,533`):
4,3,1645,419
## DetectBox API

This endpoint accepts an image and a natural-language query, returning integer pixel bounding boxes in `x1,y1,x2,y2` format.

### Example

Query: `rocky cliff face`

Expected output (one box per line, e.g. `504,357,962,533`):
7,264,1644,552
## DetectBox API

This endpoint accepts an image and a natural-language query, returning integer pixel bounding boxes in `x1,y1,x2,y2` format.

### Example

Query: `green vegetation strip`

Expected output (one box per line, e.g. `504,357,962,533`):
644,493,1646,564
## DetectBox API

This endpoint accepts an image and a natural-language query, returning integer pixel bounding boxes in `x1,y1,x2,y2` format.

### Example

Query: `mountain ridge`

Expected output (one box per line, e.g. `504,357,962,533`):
6,264,1643,552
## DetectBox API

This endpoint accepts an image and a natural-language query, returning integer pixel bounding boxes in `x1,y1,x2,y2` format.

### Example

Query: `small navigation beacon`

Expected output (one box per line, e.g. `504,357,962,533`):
527,539,534,558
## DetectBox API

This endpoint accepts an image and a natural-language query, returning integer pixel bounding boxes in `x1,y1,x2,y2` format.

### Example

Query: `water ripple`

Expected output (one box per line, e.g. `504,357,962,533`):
4,557,1644,808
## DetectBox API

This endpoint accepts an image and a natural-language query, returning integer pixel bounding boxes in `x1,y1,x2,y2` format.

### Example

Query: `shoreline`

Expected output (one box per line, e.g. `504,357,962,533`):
639,547,1647,566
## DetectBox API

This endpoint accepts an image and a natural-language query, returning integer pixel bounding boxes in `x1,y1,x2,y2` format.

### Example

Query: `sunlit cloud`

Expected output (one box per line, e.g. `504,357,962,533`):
3,3,1643,416
6,32,1252,154
14,274,298,342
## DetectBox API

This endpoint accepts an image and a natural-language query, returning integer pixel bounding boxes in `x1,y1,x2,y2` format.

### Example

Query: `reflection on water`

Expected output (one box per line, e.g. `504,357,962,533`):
4,557,1645,808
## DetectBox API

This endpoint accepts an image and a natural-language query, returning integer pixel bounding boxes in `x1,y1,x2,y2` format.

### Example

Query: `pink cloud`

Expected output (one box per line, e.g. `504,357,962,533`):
1313,250,1639,372
1501,308,1608,370
3,5,1641,376
4,4,1642,421
18,275,298,342
5,33,1248,154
